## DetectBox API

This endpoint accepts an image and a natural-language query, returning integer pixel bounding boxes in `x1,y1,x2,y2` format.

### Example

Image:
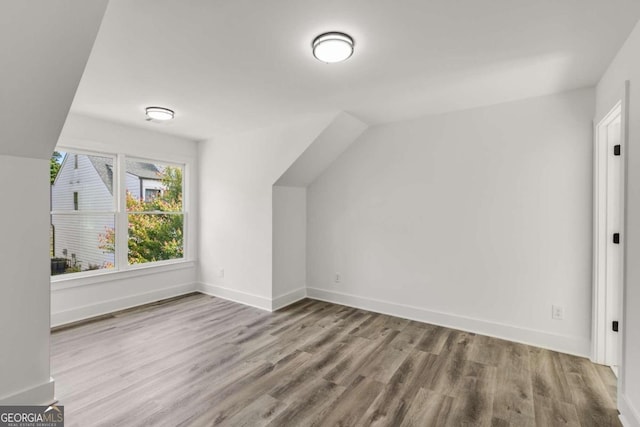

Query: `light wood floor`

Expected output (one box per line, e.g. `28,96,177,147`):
51,293,620,426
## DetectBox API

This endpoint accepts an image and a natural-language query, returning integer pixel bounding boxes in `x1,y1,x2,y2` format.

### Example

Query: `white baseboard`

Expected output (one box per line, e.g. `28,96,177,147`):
0,377,55,406
51,282,197,327
272,288,307,311
198,282,272,311
306,287,590,357
620,392,640,427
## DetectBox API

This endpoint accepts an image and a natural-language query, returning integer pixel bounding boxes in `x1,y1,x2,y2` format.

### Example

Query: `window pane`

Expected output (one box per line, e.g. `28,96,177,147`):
125,160,183,211
51,214,116,275
51,152,114,211
128,214,184,264
50,151,188,277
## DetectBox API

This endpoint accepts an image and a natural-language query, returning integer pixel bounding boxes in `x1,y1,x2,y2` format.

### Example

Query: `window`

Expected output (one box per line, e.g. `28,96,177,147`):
51,151,115,275
50,150,185,277
125,159,184,265
144,188,161,200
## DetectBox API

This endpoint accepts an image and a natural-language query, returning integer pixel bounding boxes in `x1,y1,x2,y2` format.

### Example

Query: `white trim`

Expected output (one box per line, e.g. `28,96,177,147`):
592,99,624,364
592,111,605,363
51,260,196,289
272,288,307,311
307,287,590,357
198,282,272,311
592,83,629,371
619,80,631,403
0,378,55,406
58,138,197,166
51,282,197,327
619,392,640,427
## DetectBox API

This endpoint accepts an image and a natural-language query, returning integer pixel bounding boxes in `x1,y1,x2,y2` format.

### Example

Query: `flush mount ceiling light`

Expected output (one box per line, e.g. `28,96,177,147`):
145,106,174,121
312,32,354,63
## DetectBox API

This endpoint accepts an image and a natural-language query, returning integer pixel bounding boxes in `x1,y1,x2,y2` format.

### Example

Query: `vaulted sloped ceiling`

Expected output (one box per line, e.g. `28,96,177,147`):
276,112,368,187
0,0,108,159
70,0,640,140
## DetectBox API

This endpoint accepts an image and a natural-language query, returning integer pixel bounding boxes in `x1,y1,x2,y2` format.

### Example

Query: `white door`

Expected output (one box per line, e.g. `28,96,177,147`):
593,101,624,375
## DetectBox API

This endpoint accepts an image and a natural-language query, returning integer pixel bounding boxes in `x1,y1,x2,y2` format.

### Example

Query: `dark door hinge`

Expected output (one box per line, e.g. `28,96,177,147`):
613,321,619,332
613,233,620,244
614,145,621,156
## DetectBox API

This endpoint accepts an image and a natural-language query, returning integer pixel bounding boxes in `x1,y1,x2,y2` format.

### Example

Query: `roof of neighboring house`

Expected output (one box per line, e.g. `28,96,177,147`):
88,156,114,194
125,159,162,180
88,157,161,194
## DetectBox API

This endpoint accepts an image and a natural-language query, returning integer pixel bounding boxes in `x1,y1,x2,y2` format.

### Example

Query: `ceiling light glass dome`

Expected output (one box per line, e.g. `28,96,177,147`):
312,32,354,63
145,106,174,121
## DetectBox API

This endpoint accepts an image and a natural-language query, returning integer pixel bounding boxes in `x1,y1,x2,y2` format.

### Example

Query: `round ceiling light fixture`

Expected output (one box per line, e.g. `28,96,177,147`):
145,106,174,121
312,32,354,63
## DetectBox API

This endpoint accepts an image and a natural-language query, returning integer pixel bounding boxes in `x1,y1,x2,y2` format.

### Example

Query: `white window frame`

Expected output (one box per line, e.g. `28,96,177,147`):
121,155,188,269
50,148,189,283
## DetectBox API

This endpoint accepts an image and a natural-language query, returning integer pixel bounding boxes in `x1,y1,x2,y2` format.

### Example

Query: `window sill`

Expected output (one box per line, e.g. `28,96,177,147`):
51,259,197,290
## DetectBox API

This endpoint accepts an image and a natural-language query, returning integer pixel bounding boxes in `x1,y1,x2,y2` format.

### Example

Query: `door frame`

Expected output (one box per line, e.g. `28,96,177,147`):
592,82,629,367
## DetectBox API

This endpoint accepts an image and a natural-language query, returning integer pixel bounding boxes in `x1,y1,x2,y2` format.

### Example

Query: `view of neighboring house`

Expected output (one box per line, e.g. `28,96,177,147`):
51,153,165,271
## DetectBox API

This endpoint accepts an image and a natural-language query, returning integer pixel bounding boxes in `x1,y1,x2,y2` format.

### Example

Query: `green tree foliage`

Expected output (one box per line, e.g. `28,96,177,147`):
50,151,62,184
161,166,182,204
99,166,183,264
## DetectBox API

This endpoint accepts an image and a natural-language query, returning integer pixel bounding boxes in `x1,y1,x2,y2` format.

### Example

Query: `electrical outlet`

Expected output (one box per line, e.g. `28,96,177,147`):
218,268,224,278
552,305,564,320
335,272,341,283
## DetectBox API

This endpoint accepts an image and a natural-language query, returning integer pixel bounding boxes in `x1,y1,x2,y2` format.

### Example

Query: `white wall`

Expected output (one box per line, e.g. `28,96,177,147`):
272,186,307,309
0,1,107,405
307,88,595,356
596,20,640,427
0,156,54,404
198,115,332,309
51,114,199,326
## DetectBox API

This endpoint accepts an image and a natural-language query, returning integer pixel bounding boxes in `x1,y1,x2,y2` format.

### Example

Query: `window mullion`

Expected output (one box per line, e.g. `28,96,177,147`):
115,154,128,270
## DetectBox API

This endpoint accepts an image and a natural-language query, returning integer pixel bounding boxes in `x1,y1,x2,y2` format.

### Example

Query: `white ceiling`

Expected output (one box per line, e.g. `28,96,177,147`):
71,0,640,141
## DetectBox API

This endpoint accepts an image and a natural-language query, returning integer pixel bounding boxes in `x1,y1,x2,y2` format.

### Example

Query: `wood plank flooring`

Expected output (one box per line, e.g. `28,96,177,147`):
51,294,620,426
